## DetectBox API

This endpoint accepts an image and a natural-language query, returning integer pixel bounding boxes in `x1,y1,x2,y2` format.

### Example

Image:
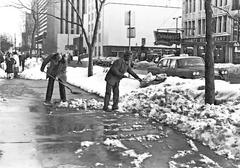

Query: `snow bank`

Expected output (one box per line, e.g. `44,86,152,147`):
121,78,240,160
19,58,46,80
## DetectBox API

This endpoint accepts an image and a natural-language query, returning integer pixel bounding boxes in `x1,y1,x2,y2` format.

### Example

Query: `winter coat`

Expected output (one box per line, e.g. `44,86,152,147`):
12,54,20,67
40,54,67,81
5,57,16,73
105,58,140,85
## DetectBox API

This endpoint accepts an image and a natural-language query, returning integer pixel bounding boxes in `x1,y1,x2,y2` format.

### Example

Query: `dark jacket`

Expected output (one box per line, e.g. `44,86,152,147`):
40,54,67,81
5,57,16,73
105,58,140,85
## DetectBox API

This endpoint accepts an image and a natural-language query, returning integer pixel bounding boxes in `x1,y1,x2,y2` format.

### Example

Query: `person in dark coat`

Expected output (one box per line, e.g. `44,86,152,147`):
40,53,67,105
5,53,16,79
103,51,142,111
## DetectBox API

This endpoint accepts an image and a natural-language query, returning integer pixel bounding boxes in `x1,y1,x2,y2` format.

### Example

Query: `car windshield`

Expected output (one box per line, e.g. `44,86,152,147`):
177,58,204,68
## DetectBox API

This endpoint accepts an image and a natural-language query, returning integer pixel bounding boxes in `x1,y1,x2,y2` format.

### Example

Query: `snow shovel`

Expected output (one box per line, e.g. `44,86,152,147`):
44,71,82,95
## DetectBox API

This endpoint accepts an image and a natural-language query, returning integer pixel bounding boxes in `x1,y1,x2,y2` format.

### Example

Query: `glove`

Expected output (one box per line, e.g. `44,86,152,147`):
138,78,142,82
40,67,44,72
122,75,128,78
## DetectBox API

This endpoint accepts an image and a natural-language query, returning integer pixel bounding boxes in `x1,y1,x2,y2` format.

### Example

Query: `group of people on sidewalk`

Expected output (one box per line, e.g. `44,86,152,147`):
40,51,142,111
0,51,28,79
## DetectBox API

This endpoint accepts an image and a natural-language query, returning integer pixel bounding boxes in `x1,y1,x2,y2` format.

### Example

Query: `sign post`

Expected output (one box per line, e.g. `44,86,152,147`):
125,10,135,52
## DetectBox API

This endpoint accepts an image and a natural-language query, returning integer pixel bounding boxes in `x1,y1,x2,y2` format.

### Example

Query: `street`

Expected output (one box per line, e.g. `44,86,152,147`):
0,78,239,168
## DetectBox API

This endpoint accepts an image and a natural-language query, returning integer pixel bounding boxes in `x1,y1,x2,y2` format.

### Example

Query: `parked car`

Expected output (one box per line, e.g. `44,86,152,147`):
147,56,229,80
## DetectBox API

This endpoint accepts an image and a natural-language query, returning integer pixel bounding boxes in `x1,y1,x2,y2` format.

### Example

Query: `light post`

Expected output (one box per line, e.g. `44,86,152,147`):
173,16,181,50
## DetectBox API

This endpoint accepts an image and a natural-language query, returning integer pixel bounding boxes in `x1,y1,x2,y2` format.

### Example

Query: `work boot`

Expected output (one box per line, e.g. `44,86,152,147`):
43,101,52,106
112,106,119,111
103,107,111,112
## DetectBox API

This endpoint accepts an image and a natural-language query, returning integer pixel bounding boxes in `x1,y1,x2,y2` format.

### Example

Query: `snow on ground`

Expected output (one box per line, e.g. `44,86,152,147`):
2,58,240,162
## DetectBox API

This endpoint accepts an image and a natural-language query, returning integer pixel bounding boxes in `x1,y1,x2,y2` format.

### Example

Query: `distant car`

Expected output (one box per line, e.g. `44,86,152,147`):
147,56,229,80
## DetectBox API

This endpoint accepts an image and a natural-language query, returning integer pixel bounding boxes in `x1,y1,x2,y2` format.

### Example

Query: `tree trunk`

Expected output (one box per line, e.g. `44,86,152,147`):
205,0,215,104
88,47,93,77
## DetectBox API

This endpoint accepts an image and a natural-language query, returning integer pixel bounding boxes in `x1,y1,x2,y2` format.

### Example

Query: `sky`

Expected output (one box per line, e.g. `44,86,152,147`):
0,0,31,45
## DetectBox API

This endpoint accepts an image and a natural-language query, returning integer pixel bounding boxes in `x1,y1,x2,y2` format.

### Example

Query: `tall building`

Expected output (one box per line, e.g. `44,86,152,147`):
182,0,240,63
22,13,34,52
32,0,85,54
85,0,182,58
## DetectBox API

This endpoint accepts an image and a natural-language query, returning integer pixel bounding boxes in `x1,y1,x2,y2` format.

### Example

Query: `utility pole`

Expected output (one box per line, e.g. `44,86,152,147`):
205,0,215,104
128,10,131,51
14,34,17,52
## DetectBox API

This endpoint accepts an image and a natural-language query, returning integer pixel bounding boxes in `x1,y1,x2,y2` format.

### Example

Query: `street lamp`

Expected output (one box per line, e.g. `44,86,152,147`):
173,16,182,50
173,16,182,33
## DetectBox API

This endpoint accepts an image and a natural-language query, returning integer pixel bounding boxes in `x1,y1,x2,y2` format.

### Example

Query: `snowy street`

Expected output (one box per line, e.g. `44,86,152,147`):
0,78,239,167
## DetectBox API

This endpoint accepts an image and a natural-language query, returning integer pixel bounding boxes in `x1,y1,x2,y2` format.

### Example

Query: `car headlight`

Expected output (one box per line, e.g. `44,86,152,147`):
193,71,200,76
220,70,228,75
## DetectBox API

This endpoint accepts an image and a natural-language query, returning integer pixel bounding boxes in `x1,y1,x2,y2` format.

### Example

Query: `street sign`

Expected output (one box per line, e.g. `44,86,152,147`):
127,27,136,38
154,31,180,46
125,11,135,26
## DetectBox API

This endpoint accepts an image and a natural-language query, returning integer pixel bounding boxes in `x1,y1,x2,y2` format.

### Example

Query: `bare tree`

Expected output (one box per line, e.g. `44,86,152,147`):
11,0,106,77
205,0,215,104
66,0,106,77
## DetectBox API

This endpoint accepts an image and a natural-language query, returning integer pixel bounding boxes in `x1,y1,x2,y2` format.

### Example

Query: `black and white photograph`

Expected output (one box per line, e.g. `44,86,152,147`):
0,0,240,167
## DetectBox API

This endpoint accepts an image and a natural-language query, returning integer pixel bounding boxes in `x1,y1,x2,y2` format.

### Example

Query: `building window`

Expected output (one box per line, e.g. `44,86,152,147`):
202,19,206,34
218,16,222,33
60,0,63,34
98,20,101,29
71,0,74,34
185,0,188,13
184,22,188,36
215,0,218,6
200,0,202,10
94,46,97,56
193,0,196,12
198,20,201,35
223,15,227,32
189,0,192,13
220,0,222,6
77,0,80,34
188,21,191,36
213,17,217,33
192,20,195,35
98,46,101,56
232,0,240,10
224,0,227,5
98,33,101,42
65,1,69,34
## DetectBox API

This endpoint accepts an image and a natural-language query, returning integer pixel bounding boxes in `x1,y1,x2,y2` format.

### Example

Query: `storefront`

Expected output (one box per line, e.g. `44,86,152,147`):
181,35,232,63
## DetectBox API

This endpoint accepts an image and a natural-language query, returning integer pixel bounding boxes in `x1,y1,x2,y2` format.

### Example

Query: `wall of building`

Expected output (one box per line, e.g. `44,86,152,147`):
85,0,182,57
181,0,240,64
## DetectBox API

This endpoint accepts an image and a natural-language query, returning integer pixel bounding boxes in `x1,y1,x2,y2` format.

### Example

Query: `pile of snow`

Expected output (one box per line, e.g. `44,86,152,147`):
19,58,46,80
0,68,6,78
67,66,141,97
57,98,103,110
120,77,240,160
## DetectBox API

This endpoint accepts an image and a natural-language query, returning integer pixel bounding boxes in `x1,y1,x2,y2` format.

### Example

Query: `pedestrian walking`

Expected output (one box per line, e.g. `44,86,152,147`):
77,53,82,64
40,53,68,105
12,51,20,78
103,51,142,112
5,53,16,79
